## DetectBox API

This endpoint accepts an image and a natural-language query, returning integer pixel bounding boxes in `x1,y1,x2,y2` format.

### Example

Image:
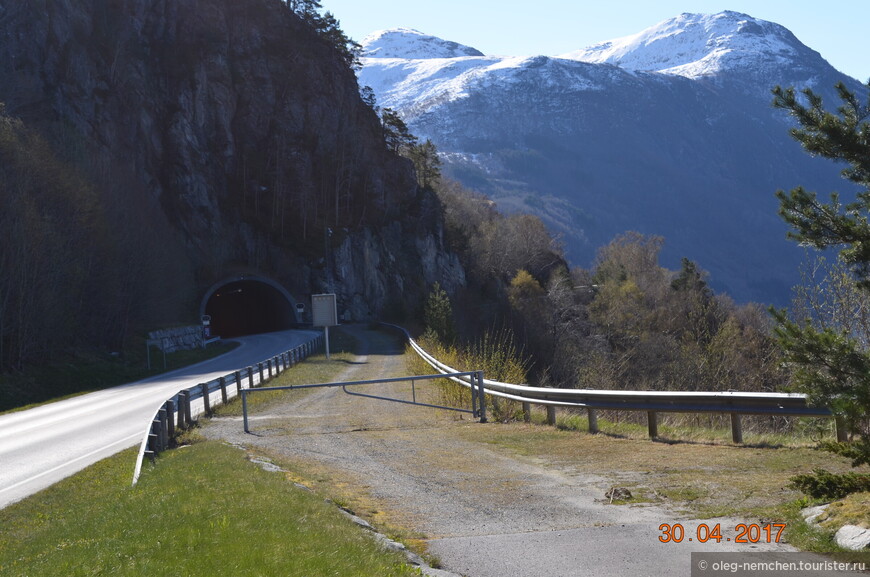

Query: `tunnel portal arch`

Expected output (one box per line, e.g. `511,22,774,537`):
200,276,299,338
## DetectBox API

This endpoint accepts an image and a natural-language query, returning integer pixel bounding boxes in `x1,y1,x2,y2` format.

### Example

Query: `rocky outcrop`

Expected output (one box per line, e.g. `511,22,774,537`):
835,525,870,551
0,0,462,320
330,203,465,321
147,326,203,353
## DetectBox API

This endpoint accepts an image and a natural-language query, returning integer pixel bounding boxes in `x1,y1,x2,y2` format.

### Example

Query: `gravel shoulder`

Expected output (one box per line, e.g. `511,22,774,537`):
202,326,843,577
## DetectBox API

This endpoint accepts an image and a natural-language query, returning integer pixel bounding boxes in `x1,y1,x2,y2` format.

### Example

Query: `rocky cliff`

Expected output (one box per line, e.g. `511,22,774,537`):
0,0,463,324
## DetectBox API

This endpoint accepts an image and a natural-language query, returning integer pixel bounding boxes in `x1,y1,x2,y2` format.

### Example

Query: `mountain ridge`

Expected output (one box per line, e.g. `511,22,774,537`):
358,11,867,305
560,11,819,79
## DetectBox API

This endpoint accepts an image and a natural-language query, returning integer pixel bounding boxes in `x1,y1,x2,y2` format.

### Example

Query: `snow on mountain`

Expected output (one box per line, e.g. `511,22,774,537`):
559,11,813,78
356,13,864,305
361,28,484,59
359,12,827,117
359,52,618,115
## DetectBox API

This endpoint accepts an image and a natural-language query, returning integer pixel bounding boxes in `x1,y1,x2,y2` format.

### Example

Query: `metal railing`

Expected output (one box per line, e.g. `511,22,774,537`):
240,371,488,434
132,334,323,485
386,324,842,444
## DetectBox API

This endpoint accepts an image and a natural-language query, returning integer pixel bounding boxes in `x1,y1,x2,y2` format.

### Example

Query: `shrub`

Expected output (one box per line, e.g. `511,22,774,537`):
788,468,870,500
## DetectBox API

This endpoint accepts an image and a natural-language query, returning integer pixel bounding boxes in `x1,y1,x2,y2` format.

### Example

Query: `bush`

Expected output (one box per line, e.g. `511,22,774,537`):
409,328,530,422
788,468,870,500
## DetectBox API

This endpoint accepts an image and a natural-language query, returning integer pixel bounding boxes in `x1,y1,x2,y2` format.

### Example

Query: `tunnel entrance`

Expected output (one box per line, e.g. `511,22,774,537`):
201,276,298,338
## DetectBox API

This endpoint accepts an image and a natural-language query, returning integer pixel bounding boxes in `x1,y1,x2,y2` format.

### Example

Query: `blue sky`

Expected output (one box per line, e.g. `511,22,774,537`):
321,0,867,82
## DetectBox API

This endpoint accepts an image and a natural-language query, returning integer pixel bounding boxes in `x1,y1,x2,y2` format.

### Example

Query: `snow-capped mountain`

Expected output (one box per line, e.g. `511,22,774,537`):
358,13,867,305
361,28,484,59
559,11,822,79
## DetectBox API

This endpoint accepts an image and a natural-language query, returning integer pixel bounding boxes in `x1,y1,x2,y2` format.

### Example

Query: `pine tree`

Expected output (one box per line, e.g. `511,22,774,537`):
771,80,870,470
381,108,417,153
423,282,456,345
407,139,442,189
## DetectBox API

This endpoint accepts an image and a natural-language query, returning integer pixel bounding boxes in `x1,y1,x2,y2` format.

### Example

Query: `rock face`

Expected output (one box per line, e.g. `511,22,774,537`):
0,0,462,322
147,326,203,353
835,525,870,551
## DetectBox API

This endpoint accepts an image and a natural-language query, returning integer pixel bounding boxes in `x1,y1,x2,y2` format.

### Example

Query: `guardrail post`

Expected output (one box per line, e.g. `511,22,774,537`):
835,416,848,442
546,406,557,426
161,415,169,451
184,389,193,425
267,358,273,379
166,400,175,439
177,391,187,429
470,374,479,417
219,376,228,404
476,371,487,423
242,390,250,434
149,419,160,455
587,408,599,434
248,366,254,389
258,362,264,385
523,402,531,423
146,429,157,462
201,383,211,416
730,413,743,444
647,411,658,439
235,371,242,394
157,407,168,451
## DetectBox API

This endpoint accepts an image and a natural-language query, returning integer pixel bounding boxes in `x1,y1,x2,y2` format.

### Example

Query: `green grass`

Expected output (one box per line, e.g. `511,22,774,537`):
780,498,870,564
0,340,239,414
548,410,835,447
0,442,420,577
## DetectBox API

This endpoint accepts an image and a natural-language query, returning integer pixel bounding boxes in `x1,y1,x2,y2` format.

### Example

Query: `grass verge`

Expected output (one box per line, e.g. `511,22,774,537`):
0,441,420,577
207,326,435,562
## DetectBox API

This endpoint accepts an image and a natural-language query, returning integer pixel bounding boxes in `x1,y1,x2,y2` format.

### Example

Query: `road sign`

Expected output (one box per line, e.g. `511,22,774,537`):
311,293,337,327
311,293,337,359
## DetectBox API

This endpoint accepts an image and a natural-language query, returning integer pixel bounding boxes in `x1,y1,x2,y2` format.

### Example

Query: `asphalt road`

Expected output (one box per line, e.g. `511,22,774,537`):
0,329,319,510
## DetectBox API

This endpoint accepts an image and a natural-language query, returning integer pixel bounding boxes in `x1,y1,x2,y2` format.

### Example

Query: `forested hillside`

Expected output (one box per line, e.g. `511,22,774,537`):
426,174,786,396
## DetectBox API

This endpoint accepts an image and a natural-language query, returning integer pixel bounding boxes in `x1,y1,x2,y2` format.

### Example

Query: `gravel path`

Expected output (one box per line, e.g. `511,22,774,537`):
203,326,816,577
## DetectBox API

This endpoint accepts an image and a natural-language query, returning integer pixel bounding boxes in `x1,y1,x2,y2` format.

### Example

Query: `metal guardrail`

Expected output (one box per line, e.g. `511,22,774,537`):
384,324,842,444
132,334,323,485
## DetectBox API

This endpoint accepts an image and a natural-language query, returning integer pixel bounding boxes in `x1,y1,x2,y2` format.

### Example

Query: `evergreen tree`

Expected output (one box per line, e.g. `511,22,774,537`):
360,86,379,114
287,0,360,69
771,80,870,469
381,108,417,153
407,139,442,189
671,258,711,298
424,282,456,345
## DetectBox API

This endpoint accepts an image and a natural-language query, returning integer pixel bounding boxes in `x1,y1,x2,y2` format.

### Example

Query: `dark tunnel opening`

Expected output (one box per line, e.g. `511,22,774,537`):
203,279,296,338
